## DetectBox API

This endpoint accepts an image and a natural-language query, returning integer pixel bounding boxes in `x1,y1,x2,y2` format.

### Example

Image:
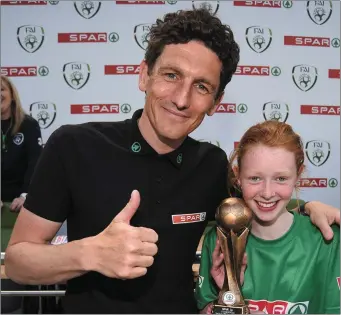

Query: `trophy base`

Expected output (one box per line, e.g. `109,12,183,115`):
212,304,250,314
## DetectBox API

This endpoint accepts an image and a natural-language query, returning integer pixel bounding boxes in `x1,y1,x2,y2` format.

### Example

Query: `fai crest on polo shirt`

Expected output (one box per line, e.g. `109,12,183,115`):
13,133,24,145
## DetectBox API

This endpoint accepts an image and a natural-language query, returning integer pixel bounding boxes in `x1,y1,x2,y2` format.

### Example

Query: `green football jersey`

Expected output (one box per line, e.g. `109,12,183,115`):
195,211,340,314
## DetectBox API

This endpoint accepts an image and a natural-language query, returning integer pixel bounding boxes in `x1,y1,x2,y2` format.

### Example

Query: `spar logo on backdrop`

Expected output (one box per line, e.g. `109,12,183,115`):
116,1,177,4
74,1,101,19
17,25,45,53
263,101,289,122
329,69,340,79
305,140,330,167
29,102,56,129
292,65,318,92
105,65,140,75
215,103,248,114
233,1,292,8
192,1,220,15
307,1,332,25
70,103,132,114
1,66,49,77
58,32,119,43
1,1,48,5
235,65,281,76
301,105,340,116
298,178,338,188
2,0,60,4
134,24,152,50
63,62,90,90
246,26,272,53
284,36,339,48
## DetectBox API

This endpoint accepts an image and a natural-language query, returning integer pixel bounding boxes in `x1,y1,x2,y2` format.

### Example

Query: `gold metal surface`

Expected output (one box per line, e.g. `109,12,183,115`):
212,198,253,314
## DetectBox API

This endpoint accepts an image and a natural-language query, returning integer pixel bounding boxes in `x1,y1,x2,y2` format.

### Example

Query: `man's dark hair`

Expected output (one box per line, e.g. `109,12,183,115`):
145,9,240,99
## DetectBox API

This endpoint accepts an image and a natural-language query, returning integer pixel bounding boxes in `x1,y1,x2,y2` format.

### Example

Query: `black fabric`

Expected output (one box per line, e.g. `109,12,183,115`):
1,115,42,201
24,109,230,314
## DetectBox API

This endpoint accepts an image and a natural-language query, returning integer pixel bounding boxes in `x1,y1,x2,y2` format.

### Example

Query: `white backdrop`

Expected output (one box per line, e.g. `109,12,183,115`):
1,0,340,208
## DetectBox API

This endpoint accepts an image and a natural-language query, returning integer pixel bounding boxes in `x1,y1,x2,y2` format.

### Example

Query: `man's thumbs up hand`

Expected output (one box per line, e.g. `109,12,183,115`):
113,190,141,224
85,190,158,279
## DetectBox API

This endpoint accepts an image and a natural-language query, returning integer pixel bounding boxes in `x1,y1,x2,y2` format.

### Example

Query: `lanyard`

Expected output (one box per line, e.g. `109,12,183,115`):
1,130,7,152
1,121,12,152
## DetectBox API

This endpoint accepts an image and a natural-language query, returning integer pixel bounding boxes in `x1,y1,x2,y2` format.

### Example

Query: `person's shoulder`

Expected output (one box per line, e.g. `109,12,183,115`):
202,224,217,250
187,137,228,164
22,114,40,128
49,119,128,143
204,224,217,240
296,212,340,244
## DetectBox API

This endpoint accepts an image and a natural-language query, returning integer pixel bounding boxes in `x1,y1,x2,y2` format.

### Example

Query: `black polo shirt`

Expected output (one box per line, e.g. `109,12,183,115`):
24,109,229,314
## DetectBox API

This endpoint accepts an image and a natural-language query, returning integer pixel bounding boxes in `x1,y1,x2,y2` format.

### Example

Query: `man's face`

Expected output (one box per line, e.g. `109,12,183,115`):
139,41,223,141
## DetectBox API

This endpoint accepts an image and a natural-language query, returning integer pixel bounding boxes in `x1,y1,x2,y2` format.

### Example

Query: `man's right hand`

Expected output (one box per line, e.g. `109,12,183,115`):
86,190,158,280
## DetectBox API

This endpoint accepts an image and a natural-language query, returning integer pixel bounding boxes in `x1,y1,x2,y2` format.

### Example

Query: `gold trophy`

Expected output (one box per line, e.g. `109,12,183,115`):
212,198,253,314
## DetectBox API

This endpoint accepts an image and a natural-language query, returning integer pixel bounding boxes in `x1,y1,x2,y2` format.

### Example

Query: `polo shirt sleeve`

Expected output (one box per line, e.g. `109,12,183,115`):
24,126,72,223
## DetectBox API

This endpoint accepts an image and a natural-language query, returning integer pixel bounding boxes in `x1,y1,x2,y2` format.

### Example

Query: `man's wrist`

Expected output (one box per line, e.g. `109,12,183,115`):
20,193,27,199
77,237,97,272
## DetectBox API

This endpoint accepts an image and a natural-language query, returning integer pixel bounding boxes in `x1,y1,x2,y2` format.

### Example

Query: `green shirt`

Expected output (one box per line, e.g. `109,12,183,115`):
195,211,340,314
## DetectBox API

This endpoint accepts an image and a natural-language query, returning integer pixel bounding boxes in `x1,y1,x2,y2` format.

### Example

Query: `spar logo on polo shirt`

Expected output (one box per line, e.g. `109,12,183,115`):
172,212,206,224
337,277,340,289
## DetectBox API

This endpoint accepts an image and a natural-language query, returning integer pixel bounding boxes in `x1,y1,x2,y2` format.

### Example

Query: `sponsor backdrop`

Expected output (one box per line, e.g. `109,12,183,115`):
1,0,340,209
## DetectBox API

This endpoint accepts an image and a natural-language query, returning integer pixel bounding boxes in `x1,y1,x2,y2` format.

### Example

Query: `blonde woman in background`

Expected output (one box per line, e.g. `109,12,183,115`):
1,75,42,212
1,75,43,313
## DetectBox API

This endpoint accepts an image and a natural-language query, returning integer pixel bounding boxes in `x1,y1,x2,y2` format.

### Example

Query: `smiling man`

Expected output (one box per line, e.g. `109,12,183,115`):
4,8,340,314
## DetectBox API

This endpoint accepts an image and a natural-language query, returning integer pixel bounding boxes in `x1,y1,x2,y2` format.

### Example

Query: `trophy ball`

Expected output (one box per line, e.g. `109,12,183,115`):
215,198,253,234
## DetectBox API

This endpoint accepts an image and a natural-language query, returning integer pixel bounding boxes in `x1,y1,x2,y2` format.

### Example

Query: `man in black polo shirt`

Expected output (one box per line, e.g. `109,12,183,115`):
5,8,340,314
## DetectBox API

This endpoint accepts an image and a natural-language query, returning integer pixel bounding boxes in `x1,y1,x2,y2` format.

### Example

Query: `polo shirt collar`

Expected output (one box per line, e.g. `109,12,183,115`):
129,109,187,169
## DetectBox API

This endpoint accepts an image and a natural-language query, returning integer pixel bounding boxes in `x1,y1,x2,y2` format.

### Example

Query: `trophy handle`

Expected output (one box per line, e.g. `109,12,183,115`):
216,227,249,307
